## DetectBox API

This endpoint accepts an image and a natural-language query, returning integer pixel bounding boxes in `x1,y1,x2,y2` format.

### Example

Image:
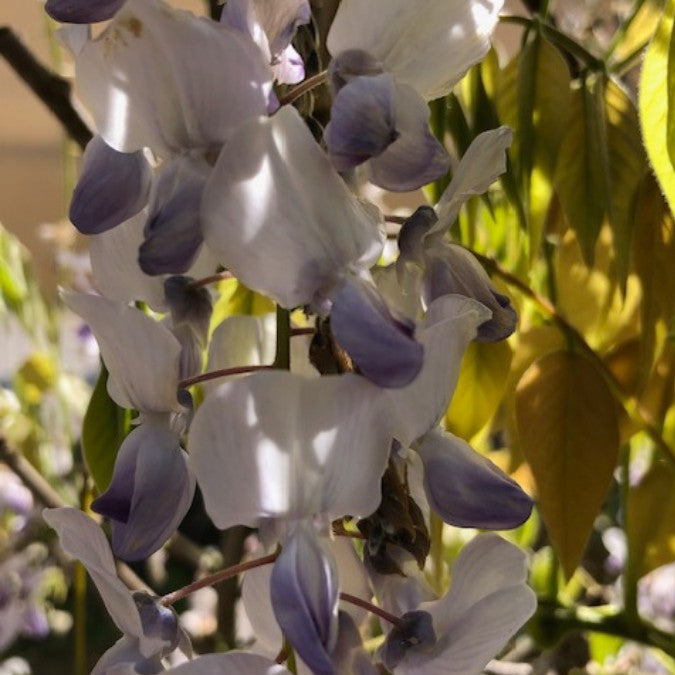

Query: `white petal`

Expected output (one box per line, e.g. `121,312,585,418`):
386,295,490,446
201,106,384,308
241,556,283,657
42,508,143,641
427,534,531,632
432,127,513,234
168,652,292,674
206,314,276,391
398,535,535,675
62,291,182,412
89,210,167,312
188,371,394,530
331,538,372,626
327,0,503,100
71,0,271,154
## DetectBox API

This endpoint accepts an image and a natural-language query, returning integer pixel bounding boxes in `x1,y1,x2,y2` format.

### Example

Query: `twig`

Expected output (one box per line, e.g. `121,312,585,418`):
0,26,92,149
0,438,149,592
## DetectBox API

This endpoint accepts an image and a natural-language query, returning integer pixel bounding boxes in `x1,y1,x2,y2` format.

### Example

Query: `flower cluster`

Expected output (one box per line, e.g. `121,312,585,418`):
43,0,537,672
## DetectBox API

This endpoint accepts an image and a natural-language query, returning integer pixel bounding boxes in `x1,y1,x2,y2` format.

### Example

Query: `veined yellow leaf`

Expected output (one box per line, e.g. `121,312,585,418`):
515,350,619,578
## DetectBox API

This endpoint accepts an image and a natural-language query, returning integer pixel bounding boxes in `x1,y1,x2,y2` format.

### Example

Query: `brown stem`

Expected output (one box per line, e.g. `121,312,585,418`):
383,214,408,225
0,27,92,149
278,70,328,106
291,327,315,337
179,364,273,389
188,271,233,289
161,552,278,606
339,592,405,630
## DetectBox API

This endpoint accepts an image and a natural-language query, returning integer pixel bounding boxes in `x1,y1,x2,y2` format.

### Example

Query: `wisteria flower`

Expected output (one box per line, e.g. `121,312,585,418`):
63,291,195,560
380,534,536,674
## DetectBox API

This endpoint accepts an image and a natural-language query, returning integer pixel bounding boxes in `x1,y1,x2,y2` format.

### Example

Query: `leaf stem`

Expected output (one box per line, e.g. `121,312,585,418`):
160,553,279,606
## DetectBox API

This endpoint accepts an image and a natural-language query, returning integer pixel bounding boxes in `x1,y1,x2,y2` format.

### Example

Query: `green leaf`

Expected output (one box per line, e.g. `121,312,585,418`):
640,0,675,214
606,79,647,292
497,35,572,252
515,350,619,578
444,339,512,440
82,365,130,493
555,73,612,265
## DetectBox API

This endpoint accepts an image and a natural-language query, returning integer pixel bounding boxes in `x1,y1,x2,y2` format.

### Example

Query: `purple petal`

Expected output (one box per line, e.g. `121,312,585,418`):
325,74,398,172
139,158,208,276
70,136,151,235
270,526,339,675
163,276,213,348
330,276,423,388
424,244,517,341
416,429,532,529
93,420,195,561
366,84,449,192
380,610,436,670
274,44,306,85
46,0,125,23
397,206,438,263
328,49,385,94
132,591,180,653
91,426,140,523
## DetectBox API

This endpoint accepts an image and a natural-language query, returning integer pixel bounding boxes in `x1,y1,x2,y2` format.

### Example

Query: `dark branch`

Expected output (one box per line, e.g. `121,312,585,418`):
0,26,92,149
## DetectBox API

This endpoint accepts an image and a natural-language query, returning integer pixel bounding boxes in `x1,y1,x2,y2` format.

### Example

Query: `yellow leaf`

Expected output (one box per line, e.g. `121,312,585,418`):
444,339,512,440
515,350,620,578
210,279,275,335
639,0,675,214
627,458,675,577
632,174,675,374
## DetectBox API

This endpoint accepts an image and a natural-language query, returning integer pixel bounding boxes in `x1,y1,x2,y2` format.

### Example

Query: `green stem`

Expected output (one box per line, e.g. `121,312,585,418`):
609,38,651,75
274,306,291,370
427,98,448,204
429,513,444,595
536,600,675,656
604,0,648,60
620,445,639,624
499,15,605,70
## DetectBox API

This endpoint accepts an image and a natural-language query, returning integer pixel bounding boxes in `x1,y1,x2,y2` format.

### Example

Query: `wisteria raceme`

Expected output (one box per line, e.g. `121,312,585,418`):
41,0,538,672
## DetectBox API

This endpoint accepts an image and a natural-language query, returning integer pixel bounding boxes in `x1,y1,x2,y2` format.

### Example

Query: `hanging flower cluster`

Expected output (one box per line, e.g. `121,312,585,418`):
44,0,537,672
